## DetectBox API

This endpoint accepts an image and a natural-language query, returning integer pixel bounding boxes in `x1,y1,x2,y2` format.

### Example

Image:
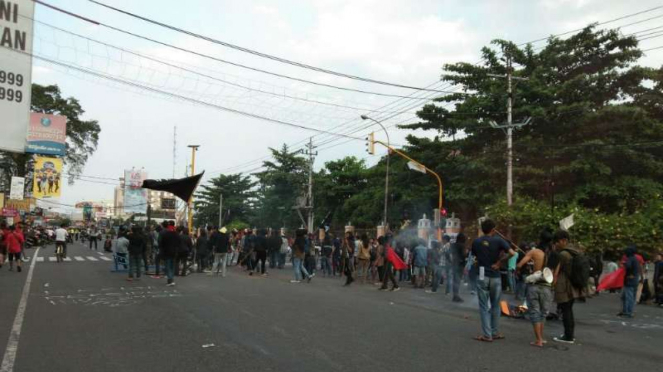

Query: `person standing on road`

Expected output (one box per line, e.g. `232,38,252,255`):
88,224,99,250
195,228,209,273
441,235,452,294
55,223,68,259
552,230,587,344
472,219,515,343
450,233,467,302
211,226,230,277
413,239,428,289
426,240,444,294
177,227,193,276
127,226,146,281
5,225,24,272
114,229,130,271
267,229,280,269
357,234,371,283
320,234,333,277
291,228,313,283
618,246,641,318
253,229,269,276
332,235,341,276
160,221,180,286
516,239,551,348
342,232,355,286
380,235,402,291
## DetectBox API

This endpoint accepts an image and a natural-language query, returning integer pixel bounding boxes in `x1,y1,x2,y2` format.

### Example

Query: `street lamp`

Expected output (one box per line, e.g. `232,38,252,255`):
360,115,390,231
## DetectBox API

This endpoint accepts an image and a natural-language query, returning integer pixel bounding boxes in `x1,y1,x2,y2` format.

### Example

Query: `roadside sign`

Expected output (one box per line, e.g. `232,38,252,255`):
0,0,34,153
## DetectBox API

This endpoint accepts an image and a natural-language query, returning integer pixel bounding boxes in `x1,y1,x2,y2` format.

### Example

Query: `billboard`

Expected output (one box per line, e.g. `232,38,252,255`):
0,0,34,153
26,113,67,155
33,156,62,198
124,169,147,214
10,176,24,200
161,198,176,210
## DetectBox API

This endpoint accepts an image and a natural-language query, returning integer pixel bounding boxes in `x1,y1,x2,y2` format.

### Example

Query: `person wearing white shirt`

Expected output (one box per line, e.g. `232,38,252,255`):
55,224,68,258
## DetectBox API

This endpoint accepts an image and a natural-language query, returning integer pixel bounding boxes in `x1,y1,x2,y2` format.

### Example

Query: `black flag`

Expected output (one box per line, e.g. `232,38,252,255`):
141,172,205,202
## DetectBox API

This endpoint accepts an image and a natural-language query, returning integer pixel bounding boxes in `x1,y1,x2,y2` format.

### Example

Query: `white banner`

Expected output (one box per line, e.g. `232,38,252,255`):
0,0,34,153
559,213,575,231
9,176,24,200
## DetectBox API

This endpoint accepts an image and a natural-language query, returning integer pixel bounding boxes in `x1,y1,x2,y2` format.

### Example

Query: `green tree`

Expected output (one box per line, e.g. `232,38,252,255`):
254,144,308,229
0,84,101,190
400,25,663,218
194,173,256,227
314,156,368,227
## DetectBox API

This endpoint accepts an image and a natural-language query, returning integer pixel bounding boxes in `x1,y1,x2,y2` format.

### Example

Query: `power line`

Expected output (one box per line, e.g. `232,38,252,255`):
6,47,372,143
520,4,663,45
29,19,417,116
88,0,466,94
34,0,465,100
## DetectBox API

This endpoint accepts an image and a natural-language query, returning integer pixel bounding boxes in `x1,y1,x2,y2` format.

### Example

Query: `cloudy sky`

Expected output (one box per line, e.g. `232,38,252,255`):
24,0,663,213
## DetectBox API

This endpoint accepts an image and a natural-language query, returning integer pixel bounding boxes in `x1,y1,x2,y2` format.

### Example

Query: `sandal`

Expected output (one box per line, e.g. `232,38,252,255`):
530,341,543,348
474,335,493,342
492,334,505,340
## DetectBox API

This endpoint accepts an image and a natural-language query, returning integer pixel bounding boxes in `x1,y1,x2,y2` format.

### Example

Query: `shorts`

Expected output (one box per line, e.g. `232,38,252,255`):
413,266,426,276
8,252,21,261
527,284,552,324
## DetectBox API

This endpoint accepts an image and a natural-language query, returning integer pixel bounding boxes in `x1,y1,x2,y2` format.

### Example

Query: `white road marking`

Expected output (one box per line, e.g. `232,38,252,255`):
0,247,40,372
48,257,57,262
100,257,111,261
86,256,98,261
74,256,84,261
63,257,71,262
97,251,104,256
35,257,44,262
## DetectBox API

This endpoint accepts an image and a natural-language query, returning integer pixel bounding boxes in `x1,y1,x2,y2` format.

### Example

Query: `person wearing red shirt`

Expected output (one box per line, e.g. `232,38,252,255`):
6,225,25,272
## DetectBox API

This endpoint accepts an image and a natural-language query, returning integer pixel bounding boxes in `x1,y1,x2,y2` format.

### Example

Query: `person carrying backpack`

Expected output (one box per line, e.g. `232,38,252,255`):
552,230,588,345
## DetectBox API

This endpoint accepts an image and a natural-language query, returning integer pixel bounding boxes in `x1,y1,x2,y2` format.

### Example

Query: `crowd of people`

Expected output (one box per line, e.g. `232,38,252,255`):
3,217,663,348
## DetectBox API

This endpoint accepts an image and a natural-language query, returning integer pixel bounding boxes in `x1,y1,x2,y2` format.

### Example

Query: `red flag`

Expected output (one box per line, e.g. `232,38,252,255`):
597,268,625,292
386,246,407,270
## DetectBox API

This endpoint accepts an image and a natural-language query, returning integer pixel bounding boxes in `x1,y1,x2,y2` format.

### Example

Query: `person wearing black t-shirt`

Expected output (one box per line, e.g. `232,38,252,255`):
471,219,516,342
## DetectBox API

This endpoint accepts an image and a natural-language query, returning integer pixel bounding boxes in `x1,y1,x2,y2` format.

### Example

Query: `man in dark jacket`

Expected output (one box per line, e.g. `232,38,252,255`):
267,230,281,269
618,246,641,318
210,227,230,277
160,221,181,286
253,229,269,276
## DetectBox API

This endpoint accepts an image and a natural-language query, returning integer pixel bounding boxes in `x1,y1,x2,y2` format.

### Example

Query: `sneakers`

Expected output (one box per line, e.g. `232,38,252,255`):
166,282,176,287
553,336,575,344
308,273,315,283
17,266,22,273
452,296,464,303
391,287,401,292
290,280,301,283
150,275,162,279
425,290,436,294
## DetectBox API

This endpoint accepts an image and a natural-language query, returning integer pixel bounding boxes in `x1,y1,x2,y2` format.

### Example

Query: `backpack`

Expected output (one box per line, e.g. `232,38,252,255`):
280,237,289,255
563,249,591,289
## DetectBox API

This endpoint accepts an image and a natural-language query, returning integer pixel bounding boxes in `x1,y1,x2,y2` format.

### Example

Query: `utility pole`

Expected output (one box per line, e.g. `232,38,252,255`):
361,115,390,232
187,145,200,233
303,137,317,233
488,54,531,208
218,194,223,228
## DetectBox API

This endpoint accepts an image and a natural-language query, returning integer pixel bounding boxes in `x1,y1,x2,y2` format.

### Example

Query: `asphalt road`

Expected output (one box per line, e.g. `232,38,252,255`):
1,241,661,372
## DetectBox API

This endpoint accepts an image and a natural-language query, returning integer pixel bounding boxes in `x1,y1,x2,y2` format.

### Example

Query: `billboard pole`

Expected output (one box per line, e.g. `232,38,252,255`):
187,145,199,233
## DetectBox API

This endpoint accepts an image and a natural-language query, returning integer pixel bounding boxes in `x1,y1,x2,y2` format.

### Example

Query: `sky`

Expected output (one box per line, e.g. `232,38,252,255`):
21,0,663,213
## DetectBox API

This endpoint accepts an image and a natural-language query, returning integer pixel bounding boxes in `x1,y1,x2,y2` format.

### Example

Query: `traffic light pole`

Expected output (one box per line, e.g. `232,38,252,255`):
373,140,443,240
361,116,390,232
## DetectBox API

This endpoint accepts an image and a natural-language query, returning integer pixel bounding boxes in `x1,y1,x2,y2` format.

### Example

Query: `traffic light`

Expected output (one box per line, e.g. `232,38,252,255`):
365,132,375,155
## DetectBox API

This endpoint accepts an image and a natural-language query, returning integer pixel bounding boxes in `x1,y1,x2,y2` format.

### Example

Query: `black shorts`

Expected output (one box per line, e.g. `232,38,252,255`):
8,252,21,261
